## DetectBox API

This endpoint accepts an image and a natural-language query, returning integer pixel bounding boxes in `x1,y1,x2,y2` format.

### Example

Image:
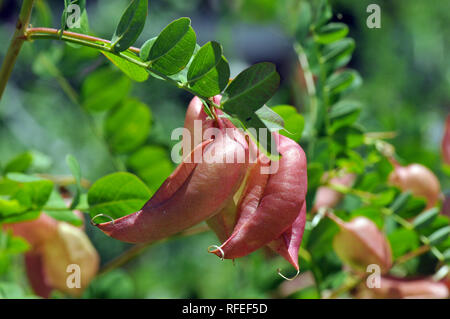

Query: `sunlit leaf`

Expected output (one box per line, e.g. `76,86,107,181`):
88,172,151,223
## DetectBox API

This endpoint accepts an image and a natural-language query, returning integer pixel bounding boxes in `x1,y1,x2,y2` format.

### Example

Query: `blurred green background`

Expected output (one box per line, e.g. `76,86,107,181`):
0,0,448,298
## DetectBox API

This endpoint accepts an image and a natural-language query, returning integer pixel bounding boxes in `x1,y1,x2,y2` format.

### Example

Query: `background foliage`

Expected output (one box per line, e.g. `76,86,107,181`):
0,0,448,298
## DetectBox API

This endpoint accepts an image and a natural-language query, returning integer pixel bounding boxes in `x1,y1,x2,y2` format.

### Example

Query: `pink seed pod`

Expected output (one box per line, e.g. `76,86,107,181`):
4,213,99,298
329,214,392,274
312,172,356,213
184,96,308,271
210,133,307,260
266,201,307,271
388,162,441,209
442,115,450,166
356,276,449,299
95,132,249,243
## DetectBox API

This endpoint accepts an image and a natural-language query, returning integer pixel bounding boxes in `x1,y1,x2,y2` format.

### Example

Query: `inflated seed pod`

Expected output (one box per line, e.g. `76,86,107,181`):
210,133,307,260
4,213,99,298
329,214,392,274
388,161,441,209
95,131,249,243
266,202,307,271
312,172,356,213
185,96,308,270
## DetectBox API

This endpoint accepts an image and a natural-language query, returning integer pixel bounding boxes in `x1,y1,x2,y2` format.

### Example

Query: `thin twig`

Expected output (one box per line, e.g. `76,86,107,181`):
0,0,35,100
393,245,431,267
99,224,211,275
26,27,140,54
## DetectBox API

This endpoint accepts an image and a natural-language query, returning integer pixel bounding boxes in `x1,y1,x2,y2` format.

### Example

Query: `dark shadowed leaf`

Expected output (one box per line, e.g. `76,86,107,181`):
187,41,230,97
111,0,148,52
82,67,131,112
104,99,152,154
127,146,173,193
221,62,280,115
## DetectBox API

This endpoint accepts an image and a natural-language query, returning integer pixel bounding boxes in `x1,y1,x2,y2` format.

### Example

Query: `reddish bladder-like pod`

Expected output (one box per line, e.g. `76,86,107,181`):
388,161,441,209
329,214,392,274
210,134,307,260
3,213,99,298
355,276,449,299
312,172,356,213
443,115,450,166
95,126,249,243
184,96,308,271
266,202,307,271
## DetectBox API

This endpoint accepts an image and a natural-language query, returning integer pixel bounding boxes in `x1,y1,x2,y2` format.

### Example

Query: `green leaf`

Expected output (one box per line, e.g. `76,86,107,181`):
396,196,427,219
43,189,83,226
3,152,33,175
139,37,157,61
332,125,365,150
413,208,440,230
321,38,355,70
6,173,53,211
220,63,280,159
111,0,148,53
389,191,412,213
234,113,280,161
325,70,362,96
82,67,131,112
127,146,173,194
314,22,348,44
271,105,304,141
88,172,151,222
255,105,284,132
313,0,332,28
0,199,26,219
65,155,82,210
104,98,152,154
307,217,339,257
102,51,149,82
0,231,30,255
307,162,324,189
146,18,197,75
0,282,28,298
187,41,230,97
221,62,280,115
428,226,450,246
388,228,420,259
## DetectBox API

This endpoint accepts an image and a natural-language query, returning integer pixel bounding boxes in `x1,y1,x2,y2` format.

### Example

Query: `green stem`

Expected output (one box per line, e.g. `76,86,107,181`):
25,27,218,109
0,0,35,100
